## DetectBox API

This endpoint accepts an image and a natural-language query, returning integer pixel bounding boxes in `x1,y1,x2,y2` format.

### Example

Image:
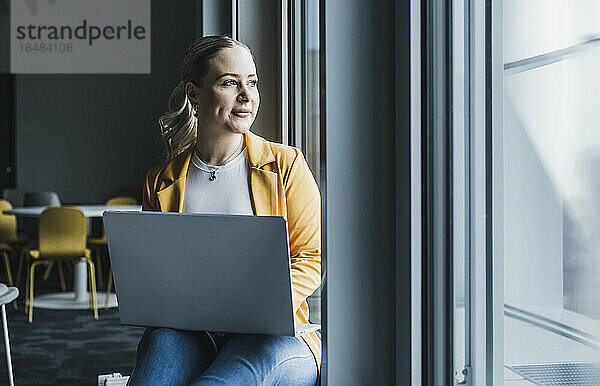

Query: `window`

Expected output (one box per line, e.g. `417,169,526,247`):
284,0,322,327
452,1,600,384
287,0,320,185
502,2,600,384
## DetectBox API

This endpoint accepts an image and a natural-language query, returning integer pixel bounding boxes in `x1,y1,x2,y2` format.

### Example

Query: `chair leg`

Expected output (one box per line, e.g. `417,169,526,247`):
57,262,66,291
2,251,14,287
15,251,24,288
87,262,92,309
85,258,98,320
23,260,30,314
1,251,17,311
94,246,103,287
41,261,54,282
105,266,113,309
28,261,42,323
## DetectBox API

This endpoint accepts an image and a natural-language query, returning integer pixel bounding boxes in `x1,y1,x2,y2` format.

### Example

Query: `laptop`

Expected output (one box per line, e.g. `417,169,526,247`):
103,211,320,337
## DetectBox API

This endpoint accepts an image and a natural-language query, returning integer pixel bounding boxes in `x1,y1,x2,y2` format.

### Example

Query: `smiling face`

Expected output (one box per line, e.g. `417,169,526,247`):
187,45,260,136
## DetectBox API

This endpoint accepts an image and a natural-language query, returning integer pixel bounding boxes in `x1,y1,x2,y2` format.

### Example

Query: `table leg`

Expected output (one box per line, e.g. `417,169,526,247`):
73,259,88,302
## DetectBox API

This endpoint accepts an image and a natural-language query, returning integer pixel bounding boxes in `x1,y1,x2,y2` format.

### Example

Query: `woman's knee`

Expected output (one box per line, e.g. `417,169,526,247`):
138,328,210,358
139,328,180,349
225,335,309,360
143,328,187,343
200,335,316,384
131,329,216,385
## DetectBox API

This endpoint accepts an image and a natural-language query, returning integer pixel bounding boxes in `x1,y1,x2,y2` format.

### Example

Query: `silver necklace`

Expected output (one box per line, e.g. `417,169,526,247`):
194,138,243,181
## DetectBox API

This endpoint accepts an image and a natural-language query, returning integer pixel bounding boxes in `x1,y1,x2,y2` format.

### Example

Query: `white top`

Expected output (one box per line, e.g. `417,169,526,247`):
182,147,254,215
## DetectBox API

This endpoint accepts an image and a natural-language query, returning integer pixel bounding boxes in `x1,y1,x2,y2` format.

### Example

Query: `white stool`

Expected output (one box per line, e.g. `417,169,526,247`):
0,283,18,386
98,372,130,385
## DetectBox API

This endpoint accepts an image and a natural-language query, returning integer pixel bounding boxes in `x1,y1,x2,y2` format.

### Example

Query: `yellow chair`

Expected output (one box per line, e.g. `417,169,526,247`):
88,196,137,308
104,197,138,206
0,200,34,311
1,200,39,313
27,207,98,323
0,200,17,302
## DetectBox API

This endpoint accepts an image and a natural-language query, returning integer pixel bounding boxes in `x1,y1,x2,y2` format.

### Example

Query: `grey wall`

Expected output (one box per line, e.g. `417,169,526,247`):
15,0,197,203
323,0,411,384
237,0,280,142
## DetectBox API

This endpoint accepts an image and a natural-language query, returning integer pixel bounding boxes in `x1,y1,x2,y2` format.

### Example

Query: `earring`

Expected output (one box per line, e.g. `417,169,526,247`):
193,105,199,118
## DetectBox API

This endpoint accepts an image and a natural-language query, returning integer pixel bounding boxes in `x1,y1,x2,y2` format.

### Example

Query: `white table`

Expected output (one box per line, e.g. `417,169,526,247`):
2,205,141,310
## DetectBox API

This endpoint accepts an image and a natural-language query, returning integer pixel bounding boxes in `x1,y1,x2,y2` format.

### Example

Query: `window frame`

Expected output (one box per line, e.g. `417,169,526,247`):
447,0,504,384
454,0,504,384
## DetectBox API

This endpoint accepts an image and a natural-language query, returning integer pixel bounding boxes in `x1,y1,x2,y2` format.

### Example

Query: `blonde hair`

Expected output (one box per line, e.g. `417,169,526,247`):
158,35,251,160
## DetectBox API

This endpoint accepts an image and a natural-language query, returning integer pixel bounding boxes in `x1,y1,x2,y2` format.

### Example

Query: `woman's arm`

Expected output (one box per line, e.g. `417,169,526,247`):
284,149,322,313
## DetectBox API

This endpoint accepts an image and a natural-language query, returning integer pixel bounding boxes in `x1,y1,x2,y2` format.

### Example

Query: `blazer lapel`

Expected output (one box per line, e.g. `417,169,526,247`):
246,132,278,216
155,144,194,212
249,167,278,216
157,177,186,212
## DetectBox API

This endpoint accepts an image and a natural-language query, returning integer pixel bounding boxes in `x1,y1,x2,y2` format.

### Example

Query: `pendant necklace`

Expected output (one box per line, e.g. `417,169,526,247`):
195,138,243,182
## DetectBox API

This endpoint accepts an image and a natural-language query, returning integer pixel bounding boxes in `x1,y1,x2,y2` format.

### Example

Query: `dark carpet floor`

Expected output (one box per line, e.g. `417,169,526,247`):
0,306,144,385
0,257,145,385
0,307,144,385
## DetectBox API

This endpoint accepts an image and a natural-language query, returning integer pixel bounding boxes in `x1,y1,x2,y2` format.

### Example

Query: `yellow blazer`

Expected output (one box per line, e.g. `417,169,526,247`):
141,131,322,371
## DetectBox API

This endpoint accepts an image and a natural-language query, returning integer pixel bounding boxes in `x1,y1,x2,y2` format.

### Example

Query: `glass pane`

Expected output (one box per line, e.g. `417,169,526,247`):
303,0,321,323
303,0,320,186
503,2,600,384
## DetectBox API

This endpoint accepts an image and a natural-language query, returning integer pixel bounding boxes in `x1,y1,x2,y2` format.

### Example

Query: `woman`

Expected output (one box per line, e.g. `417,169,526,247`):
129,36,321,385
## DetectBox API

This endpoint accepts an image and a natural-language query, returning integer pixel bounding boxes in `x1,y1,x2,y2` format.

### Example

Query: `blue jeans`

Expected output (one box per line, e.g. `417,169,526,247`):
128,328,318,386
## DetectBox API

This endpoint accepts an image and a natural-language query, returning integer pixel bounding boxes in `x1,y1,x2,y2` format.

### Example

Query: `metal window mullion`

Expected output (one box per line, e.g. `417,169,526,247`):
292,0,302,148
484,1,494,384
466,0,493,384
422,0,453,383
468,1,504,384
490,0,504,383
300,0,308,153
281,0,303,148
410,0,423,384
287,0,295,145
462,0,474,383
318,0,327,382
231,0,238,39
279,0,289,145
451,0,472,382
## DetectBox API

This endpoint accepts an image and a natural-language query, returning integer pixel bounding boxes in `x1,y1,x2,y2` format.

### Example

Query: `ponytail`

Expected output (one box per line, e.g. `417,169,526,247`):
158,81,196,160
